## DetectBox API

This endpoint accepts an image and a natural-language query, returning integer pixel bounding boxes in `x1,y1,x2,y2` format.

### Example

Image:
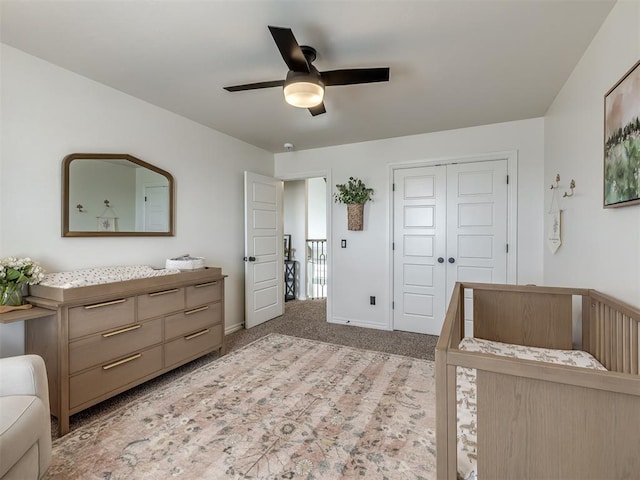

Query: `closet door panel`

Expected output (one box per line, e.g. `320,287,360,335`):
393,166,447,335
446,161,508,296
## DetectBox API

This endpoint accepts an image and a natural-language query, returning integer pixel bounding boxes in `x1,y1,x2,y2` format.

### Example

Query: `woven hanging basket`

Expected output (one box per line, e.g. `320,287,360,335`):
347,203,365,231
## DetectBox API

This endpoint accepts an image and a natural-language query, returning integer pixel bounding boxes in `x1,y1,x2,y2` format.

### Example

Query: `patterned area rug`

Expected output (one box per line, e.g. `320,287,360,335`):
46,334,436,479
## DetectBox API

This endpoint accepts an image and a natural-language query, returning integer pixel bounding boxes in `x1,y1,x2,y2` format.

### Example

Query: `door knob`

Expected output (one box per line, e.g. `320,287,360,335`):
448,257,455,263
437,257,444,263
243,256,256,262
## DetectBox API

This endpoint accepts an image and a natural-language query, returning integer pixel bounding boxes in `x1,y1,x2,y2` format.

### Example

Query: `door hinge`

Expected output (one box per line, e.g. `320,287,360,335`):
392,183,395,191
392,242,395,250
392,301,395,309
506,175,509,184
506,243,509,253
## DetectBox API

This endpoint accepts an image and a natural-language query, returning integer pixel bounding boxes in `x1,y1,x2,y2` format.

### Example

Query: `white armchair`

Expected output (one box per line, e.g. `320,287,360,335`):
0,355,52,479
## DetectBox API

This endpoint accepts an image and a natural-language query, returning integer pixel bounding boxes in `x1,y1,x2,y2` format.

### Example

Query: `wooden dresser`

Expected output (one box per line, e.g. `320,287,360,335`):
26,267,225,435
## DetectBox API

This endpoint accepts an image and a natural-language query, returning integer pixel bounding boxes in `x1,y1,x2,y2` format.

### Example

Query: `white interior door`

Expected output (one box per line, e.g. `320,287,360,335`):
446,161,508,295
244,171,284,328
144,185,169,232
393,160,509,335
393,166,447,334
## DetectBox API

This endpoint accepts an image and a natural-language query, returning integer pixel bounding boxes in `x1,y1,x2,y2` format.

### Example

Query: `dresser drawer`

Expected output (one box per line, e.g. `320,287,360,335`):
69,318,163,374
69,345,162,410
164,324,223,368
185,280,222,308
68,297,135,340
165,302,222,340
138,287,185,320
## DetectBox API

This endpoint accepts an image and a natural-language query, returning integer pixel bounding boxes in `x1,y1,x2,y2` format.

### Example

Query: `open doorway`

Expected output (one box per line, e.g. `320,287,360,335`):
283,177,328,301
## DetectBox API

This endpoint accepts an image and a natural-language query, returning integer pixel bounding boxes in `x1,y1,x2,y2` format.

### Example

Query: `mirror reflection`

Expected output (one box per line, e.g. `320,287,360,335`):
63,154,174,237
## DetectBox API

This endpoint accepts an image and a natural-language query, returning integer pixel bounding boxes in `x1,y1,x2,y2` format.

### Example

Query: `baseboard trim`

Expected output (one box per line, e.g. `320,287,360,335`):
329,316,392,331
225,323,244,335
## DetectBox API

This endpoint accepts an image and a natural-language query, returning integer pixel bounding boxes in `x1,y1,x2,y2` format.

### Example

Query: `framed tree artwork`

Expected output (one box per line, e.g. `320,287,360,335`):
604,58,640,207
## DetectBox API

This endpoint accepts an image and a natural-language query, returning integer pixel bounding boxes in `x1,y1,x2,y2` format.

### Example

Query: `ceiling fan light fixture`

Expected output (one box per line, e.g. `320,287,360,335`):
224,26,390,116
283,79,324,108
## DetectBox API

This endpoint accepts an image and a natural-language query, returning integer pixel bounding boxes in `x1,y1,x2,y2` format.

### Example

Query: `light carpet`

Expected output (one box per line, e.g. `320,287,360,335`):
45,334,436,479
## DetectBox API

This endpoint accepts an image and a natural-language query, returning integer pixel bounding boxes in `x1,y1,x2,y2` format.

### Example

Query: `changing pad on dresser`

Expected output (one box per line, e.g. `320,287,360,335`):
38,265,179,289
455,337,607,480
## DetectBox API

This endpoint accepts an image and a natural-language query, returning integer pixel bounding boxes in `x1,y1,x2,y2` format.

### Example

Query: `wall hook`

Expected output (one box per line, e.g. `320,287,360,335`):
550,174,560,190
563,179,576,198
76,204,85,213
104,199,111,208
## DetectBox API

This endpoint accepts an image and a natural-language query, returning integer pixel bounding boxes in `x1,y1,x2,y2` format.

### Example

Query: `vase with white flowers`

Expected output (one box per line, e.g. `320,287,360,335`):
0,257,45,307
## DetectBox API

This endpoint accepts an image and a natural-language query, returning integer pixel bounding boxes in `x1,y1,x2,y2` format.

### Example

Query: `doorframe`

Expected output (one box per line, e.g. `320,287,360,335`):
388,151,518,330
278,169,333,324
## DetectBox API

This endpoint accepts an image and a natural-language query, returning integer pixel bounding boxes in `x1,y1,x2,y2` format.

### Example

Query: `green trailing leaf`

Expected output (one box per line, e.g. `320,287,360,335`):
334,177,374,204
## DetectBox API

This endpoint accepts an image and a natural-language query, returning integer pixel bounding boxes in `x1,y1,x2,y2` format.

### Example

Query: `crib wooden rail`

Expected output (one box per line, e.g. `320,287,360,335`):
584,289,640,374
436,282,640,480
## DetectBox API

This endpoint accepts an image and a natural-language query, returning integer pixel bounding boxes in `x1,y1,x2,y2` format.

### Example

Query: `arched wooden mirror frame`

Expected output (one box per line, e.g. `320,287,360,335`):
62,153,175,237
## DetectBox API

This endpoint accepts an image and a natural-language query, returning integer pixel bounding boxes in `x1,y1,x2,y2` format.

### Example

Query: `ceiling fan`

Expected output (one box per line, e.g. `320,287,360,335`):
224,26,390,116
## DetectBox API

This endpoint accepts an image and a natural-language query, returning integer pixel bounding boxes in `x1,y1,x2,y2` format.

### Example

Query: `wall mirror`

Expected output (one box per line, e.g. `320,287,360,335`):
62,153,175,237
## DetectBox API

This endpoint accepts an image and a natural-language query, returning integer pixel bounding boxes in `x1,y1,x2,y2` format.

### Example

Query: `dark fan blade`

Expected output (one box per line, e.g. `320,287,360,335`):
224,80,284,92
308,102,326,116
320,68,390,86
268,26,310,73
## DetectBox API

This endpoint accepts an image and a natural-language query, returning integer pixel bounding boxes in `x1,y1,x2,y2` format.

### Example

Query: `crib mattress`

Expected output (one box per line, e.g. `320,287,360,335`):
455,337,607,480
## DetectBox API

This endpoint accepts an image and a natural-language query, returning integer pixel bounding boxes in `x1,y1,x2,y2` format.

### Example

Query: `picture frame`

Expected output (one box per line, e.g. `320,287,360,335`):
284,234,292,261
604,58,640,208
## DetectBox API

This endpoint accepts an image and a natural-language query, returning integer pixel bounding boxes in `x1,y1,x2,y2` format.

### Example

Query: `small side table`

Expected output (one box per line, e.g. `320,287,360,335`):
0,305,56,359
284,260,296,301
0,306,55,325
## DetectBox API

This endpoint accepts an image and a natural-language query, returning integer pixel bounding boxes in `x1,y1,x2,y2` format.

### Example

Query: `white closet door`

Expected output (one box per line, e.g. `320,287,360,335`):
393,166,447,335
393,160,508,335
446,161,508,297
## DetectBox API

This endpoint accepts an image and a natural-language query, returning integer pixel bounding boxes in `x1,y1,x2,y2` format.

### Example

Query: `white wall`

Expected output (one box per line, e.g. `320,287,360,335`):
284,180,306,299
275,118,545,330
0,45,273,353
544,1,640,308
307,177,327,240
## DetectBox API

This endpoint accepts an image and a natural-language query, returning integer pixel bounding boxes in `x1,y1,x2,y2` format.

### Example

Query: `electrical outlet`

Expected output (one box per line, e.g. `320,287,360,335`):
370,296,376,305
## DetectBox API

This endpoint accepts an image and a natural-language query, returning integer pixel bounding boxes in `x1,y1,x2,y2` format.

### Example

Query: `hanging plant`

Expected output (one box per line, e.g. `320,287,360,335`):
334,177,374,231
334,177,374,205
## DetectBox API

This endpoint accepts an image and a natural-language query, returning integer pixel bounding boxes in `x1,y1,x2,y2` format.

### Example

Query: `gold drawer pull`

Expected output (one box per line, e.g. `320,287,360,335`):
148,288,179,297
194,281,217,288
185,306,209,315
102,324,141,338
84,298,127,310
102,353,141,370
184,329,209,340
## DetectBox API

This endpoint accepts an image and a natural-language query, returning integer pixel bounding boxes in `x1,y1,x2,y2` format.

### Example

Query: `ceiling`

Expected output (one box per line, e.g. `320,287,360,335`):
1,1,615,153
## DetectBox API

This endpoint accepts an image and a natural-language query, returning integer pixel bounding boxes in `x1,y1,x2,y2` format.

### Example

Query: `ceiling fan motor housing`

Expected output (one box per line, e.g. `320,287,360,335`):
300,45,317,63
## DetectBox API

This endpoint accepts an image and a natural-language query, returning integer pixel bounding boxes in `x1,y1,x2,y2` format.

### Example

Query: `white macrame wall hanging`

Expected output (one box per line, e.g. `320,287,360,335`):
97,199,118,232
547,175,562,254
547,174,576,254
